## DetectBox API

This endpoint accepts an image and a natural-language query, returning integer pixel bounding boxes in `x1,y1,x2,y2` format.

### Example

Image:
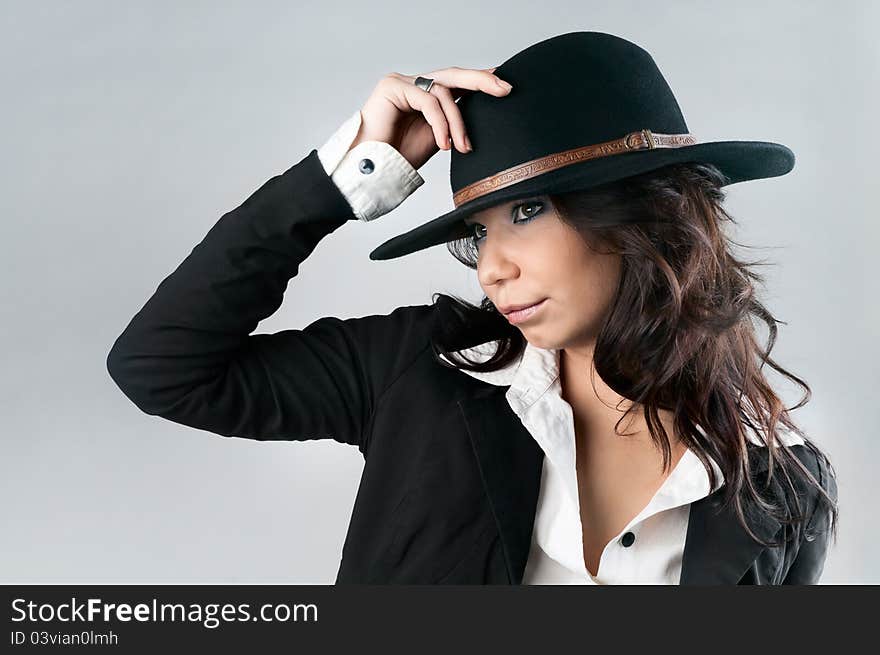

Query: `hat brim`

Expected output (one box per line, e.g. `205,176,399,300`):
368,140,794,261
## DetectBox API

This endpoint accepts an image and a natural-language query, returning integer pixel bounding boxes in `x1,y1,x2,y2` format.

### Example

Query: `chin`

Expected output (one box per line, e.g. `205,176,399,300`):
521,331,560,351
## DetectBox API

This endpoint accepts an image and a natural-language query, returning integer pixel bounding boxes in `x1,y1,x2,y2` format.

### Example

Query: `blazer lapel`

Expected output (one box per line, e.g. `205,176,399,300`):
679,451,783,584
457,386,544,584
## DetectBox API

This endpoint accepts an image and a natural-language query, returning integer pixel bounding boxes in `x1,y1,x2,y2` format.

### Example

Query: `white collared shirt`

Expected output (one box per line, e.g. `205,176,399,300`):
315,113,806,584
439,340,728,585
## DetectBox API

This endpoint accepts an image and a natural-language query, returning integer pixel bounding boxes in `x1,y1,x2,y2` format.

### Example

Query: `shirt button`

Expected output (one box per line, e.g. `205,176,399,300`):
620,531,636,547
358,158,375,174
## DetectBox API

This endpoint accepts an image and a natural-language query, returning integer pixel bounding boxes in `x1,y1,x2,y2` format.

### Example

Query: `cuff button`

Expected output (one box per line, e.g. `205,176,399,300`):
358,158,375,174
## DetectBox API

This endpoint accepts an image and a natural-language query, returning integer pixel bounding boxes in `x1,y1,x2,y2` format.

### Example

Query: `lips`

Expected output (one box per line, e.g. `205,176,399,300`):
498,299,547,315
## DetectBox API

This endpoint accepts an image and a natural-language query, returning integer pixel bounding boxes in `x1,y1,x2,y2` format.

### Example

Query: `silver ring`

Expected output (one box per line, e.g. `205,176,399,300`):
414,76,435,93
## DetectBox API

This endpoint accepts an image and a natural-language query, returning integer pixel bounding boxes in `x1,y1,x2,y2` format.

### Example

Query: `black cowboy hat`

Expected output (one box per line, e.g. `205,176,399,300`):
368,30,794,261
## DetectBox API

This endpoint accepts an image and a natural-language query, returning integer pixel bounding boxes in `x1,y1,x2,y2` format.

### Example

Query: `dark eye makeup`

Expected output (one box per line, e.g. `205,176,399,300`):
469,198,546,245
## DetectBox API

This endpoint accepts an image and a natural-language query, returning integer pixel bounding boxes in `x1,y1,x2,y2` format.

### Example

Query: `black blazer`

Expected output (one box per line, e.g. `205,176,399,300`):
106,149,837,584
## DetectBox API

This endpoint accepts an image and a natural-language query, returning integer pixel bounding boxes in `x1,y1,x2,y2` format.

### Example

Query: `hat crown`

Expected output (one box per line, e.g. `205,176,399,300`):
451,31,690,194
367,29,793,261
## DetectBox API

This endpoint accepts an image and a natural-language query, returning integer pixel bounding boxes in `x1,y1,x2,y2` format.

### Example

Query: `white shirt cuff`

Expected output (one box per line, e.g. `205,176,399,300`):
316,109,424,222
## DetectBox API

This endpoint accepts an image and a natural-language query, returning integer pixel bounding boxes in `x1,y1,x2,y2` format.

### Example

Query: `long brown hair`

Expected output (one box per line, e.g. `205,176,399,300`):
429,161,839,549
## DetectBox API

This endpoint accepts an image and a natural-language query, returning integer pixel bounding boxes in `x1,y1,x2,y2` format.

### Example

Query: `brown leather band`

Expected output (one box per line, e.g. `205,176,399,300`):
452,129,697,207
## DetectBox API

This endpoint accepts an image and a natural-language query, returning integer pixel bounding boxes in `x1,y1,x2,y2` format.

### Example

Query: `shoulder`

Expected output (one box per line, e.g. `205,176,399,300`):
749,434,838,540
746,429,838,508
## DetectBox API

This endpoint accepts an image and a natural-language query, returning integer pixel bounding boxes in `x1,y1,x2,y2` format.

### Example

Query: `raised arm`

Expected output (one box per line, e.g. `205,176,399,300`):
107,67,513,454
105,148,435,453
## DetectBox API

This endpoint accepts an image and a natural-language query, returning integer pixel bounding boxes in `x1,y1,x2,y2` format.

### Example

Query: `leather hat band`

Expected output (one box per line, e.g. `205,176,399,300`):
452,128,698,207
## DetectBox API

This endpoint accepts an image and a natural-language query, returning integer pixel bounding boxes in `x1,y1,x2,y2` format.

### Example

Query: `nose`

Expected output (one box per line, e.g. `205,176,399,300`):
476,232,520,289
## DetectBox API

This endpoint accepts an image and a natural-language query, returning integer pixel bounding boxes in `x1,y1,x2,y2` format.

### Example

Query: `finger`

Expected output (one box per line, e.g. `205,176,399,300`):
401,84,451,150
431,84,470,153
427,66,512,98
406,67,510,103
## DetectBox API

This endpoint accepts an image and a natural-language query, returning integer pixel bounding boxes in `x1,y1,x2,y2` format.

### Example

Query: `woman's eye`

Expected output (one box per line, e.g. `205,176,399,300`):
513,200,544,222
470,200,544,246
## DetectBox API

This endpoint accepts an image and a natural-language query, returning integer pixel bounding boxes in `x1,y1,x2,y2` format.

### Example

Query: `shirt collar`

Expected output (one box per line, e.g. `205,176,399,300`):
438,338,559,407
439,338,815,498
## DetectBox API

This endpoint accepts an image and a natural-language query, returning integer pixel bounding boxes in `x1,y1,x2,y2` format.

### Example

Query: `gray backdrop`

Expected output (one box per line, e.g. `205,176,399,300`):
2,0,876,583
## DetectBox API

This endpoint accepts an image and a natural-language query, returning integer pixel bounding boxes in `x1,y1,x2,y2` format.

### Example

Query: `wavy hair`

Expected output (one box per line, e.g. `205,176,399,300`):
429,161,839,550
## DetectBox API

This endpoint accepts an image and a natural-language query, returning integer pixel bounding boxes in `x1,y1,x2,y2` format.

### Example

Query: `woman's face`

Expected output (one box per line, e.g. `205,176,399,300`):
464,195,621,350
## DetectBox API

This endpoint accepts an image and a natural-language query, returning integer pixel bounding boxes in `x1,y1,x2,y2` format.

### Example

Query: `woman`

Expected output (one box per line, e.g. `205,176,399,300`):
107,31,839,584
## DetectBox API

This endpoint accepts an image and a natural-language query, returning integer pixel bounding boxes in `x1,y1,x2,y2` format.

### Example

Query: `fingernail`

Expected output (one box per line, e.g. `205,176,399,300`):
464,135,472,151
497,79,512,91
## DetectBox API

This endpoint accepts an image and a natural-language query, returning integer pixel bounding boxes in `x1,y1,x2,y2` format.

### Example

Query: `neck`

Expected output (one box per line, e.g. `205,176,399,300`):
559,345,683,454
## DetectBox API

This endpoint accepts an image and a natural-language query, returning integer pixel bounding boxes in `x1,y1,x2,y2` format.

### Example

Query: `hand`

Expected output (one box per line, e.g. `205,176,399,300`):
349,66,513,170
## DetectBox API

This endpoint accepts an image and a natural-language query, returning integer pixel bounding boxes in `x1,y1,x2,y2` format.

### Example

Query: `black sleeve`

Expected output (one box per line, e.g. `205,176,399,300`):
781,447,839,584
106,149,436,455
